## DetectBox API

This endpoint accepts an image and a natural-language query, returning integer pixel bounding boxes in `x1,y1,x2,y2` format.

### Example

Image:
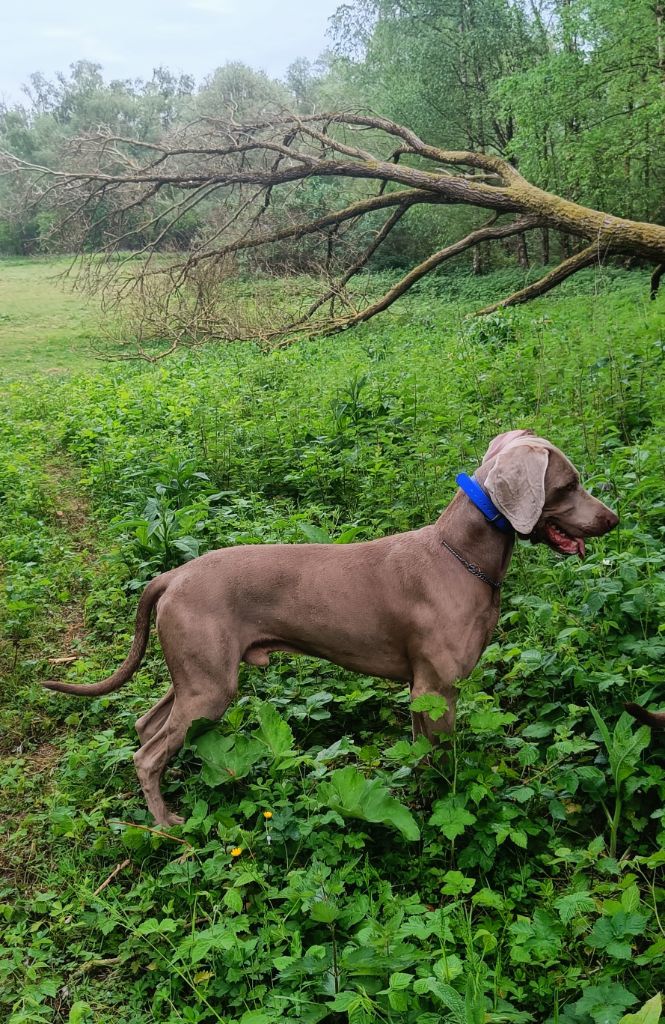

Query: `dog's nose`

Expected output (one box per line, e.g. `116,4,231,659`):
604,509,619,532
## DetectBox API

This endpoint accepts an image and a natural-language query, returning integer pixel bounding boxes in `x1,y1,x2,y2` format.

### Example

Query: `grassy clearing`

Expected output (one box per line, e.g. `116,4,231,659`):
0,257,100,376
0,260,664,1024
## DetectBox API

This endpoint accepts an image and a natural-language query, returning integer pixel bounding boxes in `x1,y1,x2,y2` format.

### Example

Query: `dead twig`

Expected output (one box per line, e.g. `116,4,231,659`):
92,857,131,897
108,819,193,846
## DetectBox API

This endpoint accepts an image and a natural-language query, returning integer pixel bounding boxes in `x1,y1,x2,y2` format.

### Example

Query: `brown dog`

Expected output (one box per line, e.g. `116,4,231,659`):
44,430,618,825
625,704,665,729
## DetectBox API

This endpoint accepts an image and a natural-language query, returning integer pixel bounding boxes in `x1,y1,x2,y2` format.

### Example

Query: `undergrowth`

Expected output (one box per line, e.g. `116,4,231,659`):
0,273,664,1023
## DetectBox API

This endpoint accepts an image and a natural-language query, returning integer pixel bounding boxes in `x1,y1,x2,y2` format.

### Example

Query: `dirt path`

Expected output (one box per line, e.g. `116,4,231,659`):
42,458,98,661
0,445,102,890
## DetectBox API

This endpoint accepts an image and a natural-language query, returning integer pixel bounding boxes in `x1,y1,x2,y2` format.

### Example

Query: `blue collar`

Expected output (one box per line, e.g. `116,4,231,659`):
455,473,514,534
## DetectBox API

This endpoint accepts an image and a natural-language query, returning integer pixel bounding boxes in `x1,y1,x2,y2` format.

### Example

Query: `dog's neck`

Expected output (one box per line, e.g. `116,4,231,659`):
433,472,515,590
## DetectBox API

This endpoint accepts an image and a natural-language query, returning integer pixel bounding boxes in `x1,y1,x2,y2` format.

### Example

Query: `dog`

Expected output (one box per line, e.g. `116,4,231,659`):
44,430,619,825
625,704,665,729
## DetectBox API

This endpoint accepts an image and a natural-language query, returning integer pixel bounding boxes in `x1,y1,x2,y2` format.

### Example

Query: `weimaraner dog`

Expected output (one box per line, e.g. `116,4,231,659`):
45,430,619,825
625,704,665,729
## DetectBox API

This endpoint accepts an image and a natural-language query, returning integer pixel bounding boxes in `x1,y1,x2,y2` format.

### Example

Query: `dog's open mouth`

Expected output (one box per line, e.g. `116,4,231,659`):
542,521,585,557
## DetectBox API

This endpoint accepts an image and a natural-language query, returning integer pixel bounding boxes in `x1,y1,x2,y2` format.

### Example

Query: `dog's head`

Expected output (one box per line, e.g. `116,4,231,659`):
476,430,618,556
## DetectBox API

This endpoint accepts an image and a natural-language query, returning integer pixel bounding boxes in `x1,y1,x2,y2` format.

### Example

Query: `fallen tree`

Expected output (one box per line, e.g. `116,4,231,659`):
4,111,665,355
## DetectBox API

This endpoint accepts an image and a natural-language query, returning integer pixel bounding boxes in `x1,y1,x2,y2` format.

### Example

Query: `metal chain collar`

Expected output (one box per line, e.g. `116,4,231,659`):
441,538,502,592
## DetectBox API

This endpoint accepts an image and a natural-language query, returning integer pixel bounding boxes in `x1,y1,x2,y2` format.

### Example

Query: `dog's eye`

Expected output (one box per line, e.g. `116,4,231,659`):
565,480,578,492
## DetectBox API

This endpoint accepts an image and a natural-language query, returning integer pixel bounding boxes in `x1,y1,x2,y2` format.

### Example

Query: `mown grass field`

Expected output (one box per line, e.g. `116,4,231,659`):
0,258,100,376
0,258,664,1024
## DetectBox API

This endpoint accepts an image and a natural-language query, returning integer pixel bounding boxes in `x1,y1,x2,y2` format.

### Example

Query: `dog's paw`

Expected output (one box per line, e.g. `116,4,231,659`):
154,809,185,827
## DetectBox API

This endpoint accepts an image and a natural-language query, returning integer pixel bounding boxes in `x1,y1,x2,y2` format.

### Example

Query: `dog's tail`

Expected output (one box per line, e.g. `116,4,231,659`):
625,702,665,730
43,575,169,697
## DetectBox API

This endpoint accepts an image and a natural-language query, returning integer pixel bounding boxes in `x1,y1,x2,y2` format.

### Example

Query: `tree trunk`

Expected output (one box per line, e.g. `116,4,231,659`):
516,232,529,269
656,3,665,93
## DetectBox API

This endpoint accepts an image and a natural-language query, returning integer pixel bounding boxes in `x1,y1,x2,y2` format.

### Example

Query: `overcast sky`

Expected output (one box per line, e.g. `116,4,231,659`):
0,0,342,105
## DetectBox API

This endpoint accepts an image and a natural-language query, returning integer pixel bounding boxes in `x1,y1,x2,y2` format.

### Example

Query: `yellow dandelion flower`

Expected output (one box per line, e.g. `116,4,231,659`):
263,811,273,819
230,847,243,857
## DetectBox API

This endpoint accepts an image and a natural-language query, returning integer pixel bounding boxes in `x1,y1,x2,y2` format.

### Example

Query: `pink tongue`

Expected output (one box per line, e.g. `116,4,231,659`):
546,524,585,557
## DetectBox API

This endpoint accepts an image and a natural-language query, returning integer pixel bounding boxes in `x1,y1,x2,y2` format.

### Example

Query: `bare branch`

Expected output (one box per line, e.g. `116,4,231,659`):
476,244,607,314
180,188,442,272
293,203,411,324
283,217,541,341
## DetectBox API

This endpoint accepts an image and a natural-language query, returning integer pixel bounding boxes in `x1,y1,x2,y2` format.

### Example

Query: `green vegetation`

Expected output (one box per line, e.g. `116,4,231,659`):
0,261,663,1023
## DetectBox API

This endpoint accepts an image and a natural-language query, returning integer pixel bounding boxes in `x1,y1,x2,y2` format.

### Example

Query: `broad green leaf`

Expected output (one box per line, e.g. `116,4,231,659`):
254,701,296,761
413,978,466,1021
175,918,253,963
238,1012,274,1024
509,909,563,965
68,1002,93,1024
554,891,596,924
433,954,464,982
472,888,505,910
522,722,553,739
621,883,640,914
276,945,331,979
509,829,528,849
575,981,638,1024
468,708,517,732
389,972,412,991
411,693,448,721
173,535,200,560
194,730,264,785
429,795,476,841
619,994,662,1024
335,526,363,543
298,523,332,544
135,916,179,936
587,911,648,959
317,765,420,840
440,870,476,896
385,735,432,763
223,888,244,914
328,992,362,1012
505,785,535,804
341,946,406,975
309,900,340,924
388,988,409,1012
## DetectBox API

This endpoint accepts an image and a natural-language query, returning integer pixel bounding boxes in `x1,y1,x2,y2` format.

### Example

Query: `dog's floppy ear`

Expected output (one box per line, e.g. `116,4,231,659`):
482,429,534,464
484,443,548,534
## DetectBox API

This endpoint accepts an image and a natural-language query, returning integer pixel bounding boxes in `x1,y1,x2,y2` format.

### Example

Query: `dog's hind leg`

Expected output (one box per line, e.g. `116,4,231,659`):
132,634,239,826
133,680,236,826
135,688,175,745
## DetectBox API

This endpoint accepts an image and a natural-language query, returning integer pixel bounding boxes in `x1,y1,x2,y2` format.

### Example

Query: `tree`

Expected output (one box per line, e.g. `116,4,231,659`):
0,63,197,253
329,0,547,269
4,111,665,356
498,0,665,225
194,63,290,121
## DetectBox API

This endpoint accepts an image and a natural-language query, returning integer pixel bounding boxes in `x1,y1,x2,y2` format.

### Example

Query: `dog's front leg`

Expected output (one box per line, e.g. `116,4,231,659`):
410,661,459,742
